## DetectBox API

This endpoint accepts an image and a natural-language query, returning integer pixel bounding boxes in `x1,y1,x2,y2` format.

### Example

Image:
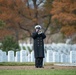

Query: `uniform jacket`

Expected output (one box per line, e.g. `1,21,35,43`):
32,32,46,58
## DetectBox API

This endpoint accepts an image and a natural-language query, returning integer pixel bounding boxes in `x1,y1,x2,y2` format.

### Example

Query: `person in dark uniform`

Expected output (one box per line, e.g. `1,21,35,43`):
32,25,46,68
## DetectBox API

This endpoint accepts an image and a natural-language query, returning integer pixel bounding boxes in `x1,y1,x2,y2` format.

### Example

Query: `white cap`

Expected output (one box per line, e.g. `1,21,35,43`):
35,25,42,29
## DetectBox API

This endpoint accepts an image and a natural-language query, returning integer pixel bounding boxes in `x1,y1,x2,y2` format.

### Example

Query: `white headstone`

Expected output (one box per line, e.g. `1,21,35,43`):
63,54,66,62
46,50,53,62
66,54,70,63
31,51,34,62
55,52,60,62
20,50,26,62
0,50,3,62
15,51,20,62
70,51,76,63
61,53,64,62
28,54,31,62
25,55,28,62
2,52,8,62
44,53,47,62
62,54,69,63
8,51,14,62
53,51,56,62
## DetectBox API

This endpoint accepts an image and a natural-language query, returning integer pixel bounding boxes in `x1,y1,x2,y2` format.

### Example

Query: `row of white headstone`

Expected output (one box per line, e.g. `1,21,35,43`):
0,50,76,63
0,43,76,63
0,50,34,62
46,50,76,63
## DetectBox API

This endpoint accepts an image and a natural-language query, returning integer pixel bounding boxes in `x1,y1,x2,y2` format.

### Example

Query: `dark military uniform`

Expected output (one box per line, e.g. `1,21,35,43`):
32,32,46,68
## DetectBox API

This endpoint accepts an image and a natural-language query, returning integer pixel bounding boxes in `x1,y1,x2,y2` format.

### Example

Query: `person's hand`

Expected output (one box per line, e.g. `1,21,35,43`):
38,30,42,34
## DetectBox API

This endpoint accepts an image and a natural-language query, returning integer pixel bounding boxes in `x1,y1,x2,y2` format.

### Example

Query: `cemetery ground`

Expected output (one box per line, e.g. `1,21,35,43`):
0,62,76,75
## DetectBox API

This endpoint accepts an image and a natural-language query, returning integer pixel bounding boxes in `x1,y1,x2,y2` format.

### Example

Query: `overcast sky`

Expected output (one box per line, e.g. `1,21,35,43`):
28,0,46,8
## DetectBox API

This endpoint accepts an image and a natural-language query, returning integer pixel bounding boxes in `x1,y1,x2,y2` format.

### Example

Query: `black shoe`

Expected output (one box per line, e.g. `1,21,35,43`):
35,66,38,68
39,66,44,68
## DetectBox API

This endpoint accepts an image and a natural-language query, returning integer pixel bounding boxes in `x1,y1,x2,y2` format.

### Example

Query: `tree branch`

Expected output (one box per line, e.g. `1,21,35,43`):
41,14,51,18
13,0,33,21
44,14,52,33
18,11,33,20
27,0,32,16
37,0,44,7
18,23,31,36
32,0,38,25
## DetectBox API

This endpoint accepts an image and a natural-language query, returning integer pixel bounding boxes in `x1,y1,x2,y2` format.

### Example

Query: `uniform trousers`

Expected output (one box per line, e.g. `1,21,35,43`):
35,57,43,68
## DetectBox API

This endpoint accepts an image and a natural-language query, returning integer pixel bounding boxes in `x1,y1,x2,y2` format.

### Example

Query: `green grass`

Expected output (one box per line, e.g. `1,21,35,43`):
0,62,54,66
0,69,76,75
0,62,76,75
0,62,34,66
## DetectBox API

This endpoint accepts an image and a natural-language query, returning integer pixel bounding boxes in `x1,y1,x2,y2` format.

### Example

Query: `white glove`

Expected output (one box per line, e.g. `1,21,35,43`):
38,30,42,34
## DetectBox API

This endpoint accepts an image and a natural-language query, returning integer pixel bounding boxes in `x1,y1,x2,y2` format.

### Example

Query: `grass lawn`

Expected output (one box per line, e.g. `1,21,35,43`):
0,62,76,75
0,62,53,66
0,69,76,75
